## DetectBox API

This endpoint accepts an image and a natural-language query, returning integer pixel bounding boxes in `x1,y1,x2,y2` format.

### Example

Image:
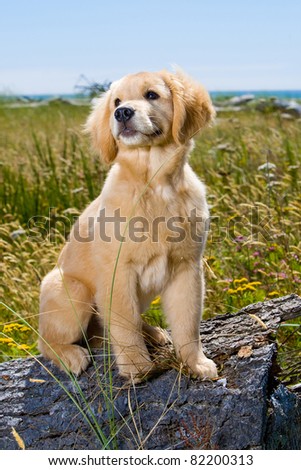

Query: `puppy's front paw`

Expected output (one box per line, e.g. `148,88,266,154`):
188,357,218,380
60,345,91,375
117,353,154,382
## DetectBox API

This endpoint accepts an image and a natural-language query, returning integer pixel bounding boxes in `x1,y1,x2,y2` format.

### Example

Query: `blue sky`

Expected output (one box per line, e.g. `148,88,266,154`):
0,0,300,94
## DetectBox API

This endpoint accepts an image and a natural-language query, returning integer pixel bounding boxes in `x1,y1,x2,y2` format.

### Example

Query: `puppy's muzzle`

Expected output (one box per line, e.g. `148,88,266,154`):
114,107,135,123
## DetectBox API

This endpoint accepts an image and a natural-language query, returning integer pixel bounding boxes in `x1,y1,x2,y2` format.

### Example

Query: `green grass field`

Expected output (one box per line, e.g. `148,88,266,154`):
1,101,300,383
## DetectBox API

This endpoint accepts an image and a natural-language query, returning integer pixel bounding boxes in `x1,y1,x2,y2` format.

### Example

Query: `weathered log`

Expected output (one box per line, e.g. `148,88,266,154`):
1,294,301,450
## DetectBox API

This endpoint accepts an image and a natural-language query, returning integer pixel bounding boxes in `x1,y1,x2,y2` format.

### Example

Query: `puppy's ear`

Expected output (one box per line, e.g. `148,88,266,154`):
161,70,215,145
84,91,117,164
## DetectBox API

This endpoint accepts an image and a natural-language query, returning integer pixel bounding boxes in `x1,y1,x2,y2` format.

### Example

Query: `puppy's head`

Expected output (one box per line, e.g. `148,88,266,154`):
85,70,215,164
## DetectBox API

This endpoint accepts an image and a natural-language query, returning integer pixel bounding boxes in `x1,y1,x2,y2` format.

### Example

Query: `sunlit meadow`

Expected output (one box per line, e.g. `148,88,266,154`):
1,100,300,383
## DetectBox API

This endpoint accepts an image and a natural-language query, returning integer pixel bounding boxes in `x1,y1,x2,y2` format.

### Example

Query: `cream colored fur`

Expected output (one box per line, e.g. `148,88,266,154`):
38,70,218,380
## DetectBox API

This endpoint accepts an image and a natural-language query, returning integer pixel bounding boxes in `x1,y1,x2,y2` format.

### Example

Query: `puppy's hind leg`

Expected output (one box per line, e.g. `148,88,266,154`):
38,268,94,375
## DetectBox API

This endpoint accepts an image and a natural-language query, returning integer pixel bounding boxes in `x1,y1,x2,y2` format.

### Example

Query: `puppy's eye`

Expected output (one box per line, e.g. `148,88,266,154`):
145,91,159,100
114,98,121,107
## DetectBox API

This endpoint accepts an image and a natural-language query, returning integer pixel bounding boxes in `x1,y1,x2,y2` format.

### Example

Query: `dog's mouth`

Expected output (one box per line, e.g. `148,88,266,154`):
119,126,163,139
120,127,137,137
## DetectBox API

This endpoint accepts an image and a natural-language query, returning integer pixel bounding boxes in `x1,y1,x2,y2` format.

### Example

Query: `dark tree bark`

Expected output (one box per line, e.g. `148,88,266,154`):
1,294,301,450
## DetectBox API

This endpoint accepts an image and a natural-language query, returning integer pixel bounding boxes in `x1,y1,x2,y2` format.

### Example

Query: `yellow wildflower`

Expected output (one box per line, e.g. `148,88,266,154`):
2,326,12,333
228,282,259,294
244,284,256,291
0,337,13,343
268,291,280,297
236,286,246,292
20,326,31,332
233,278,248,285
227,288,238,295
151,296,161,305
3,323,23,333
17,344,30,350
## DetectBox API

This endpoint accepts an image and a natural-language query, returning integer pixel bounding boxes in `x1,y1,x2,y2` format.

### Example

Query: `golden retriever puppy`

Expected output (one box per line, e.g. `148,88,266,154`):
38,70,218,380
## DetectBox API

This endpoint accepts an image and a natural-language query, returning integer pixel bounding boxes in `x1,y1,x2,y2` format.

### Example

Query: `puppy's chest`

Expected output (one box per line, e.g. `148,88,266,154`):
132,186,201,294
136,255,168,294
143,182,192,218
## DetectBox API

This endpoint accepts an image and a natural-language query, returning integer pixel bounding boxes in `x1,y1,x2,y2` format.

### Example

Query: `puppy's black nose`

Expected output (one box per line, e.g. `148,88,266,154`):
114,107,135,122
